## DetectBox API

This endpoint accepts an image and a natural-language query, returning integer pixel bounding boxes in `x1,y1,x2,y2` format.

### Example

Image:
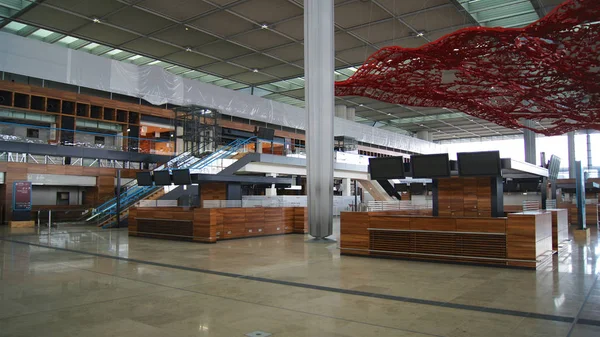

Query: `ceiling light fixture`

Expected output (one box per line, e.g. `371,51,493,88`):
186,47,192,52
252,69,259,73
416,31,425,37
261,23,269,29
92,18,101,23
359,104,364,107
185,27,189,31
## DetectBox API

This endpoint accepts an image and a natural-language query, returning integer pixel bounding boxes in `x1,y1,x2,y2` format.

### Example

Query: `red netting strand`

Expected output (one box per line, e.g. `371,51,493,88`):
334,0,600,136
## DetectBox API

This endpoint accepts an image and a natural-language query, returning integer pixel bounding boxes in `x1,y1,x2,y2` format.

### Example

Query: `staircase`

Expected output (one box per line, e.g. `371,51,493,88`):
88,137,256,228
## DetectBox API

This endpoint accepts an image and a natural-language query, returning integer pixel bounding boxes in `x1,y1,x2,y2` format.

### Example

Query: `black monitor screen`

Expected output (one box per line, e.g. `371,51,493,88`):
368,157,406,180
395,184,409,192
409,183,425,195
136,172,153,186
153,170,172,186
457,151,502,177
410,153,450,178
172,169,191,185
257,127,275,140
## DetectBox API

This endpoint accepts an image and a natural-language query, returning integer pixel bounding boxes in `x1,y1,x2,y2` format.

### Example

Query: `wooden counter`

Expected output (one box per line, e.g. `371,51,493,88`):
129,206,307,243
547,209,569,250
340,210,556,269
506,211,553,268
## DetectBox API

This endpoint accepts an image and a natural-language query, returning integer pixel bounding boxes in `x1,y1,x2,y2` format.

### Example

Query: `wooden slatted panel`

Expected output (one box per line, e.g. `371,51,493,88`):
458,234,506,258
414,232,457,255
137,219,193,238
370,231,413,252
369,231,506,259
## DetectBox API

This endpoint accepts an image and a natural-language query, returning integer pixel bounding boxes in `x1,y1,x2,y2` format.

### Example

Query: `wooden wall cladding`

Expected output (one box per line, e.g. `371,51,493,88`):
222,207,246,239
549,209,568,250
129,207,308,243
193,209,217,243
0,162,138,222
200,183,227,204
283,207,295,233
264,207,285,235
437,177,492,217
293,207,308,233
506,212,553,268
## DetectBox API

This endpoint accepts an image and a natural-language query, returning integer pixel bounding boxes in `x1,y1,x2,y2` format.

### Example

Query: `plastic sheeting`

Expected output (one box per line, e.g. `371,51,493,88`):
0,32,444,154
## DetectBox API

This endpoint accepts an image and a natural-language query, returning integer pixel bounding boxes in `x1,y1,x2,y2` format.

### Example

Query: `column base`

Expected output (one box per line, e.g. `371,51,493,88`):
9,221,35,228
573,228,591,242
305,237,336,243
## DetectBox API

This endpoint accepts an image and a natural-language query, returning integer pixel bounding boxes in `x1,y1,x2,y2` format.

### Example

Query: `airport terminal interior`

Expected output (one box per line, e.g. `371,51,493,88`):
0,0,599,336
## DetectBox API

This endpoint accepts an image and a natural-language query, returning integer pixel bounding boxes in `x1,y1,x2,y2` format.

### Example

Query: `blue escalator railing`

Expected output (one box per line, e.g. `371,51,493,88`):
89,137,256,227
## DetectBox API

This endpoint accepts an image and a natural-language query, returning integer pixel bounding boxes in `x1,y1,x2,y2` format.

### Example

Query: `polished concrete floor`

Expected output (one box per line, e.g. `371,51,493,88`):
0,220,599,337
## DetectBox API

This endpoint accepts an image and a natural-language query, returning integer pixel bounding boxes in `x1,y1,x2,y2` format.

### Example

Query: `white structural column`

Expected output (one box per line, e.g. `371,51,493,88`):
568,132,576,178
586,130,592,170
341,178,352,197
266,173,277,196
346,107,356,122
522,120,537,165
304,0,335,239
416,130,432,142
335,105,347,119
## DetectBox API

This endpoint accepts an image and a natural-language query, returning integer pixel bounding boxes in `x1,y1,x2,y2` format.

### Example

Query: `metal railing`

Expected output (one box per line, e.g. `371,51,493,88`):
365,200,433,212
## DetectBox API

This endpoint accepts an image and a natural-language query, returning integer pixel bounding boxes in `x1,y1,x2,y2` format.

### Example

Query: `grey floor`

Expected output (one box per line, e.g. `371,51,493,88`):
0,220,598,337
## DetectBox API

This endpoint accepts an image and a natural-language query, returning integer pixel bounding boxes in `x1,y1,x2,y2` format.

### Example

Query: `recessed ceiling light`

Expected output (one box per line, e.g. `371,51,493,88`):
92,18,101,23
185,27,189,31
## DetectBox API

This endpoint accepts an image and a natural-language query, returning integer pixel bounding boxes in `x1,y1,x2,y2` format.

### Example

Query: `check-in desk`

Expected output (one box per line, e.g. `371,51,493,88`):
340,210,557,269
129,206,307,243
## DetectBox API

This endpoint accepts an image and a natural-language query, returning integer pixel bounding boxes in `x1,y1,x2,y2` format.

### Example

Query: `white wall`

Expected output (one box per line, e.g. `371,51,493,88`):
32,186,83,206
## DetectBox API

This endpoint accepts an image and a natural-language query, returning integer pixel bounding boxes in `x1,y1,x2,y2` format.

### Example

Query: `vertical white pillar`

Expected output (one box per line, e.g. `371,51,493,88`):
305,0,334,239
256,140,263,153
416,130,431,141
346,107,356,122
341,178,352,197
568,132,576,178
523,120,537,165
586,130,592,170
335,105,347,119
266,173,277,196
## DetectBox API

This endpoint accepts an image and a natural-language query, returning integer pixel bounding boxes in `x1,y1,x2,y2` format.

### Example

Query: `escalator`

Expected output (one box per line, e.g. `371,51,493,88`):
87,137,256,228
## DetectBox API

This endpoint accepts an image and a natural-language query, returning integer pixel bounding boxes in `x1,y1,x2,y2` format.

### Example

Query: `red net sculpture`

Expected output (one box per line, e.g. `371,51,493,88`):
334,0,600,135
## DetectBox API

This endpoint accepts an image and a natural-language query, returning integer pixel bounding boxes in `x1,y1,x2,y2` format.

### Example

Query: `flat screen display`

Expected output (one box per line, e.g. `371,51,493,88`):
257,127,275,140
136,172,153,186
153,170,172,186
172,169,191,185
368,157,405,180
457,151,502,177
410,153,450,178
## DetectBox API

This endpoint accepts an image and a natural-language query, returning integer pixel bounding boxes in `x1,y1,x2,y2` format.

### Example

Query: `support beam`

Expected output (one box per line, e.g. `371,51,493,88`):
568,132,576,179
305,0,334,239
523,120,537,165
